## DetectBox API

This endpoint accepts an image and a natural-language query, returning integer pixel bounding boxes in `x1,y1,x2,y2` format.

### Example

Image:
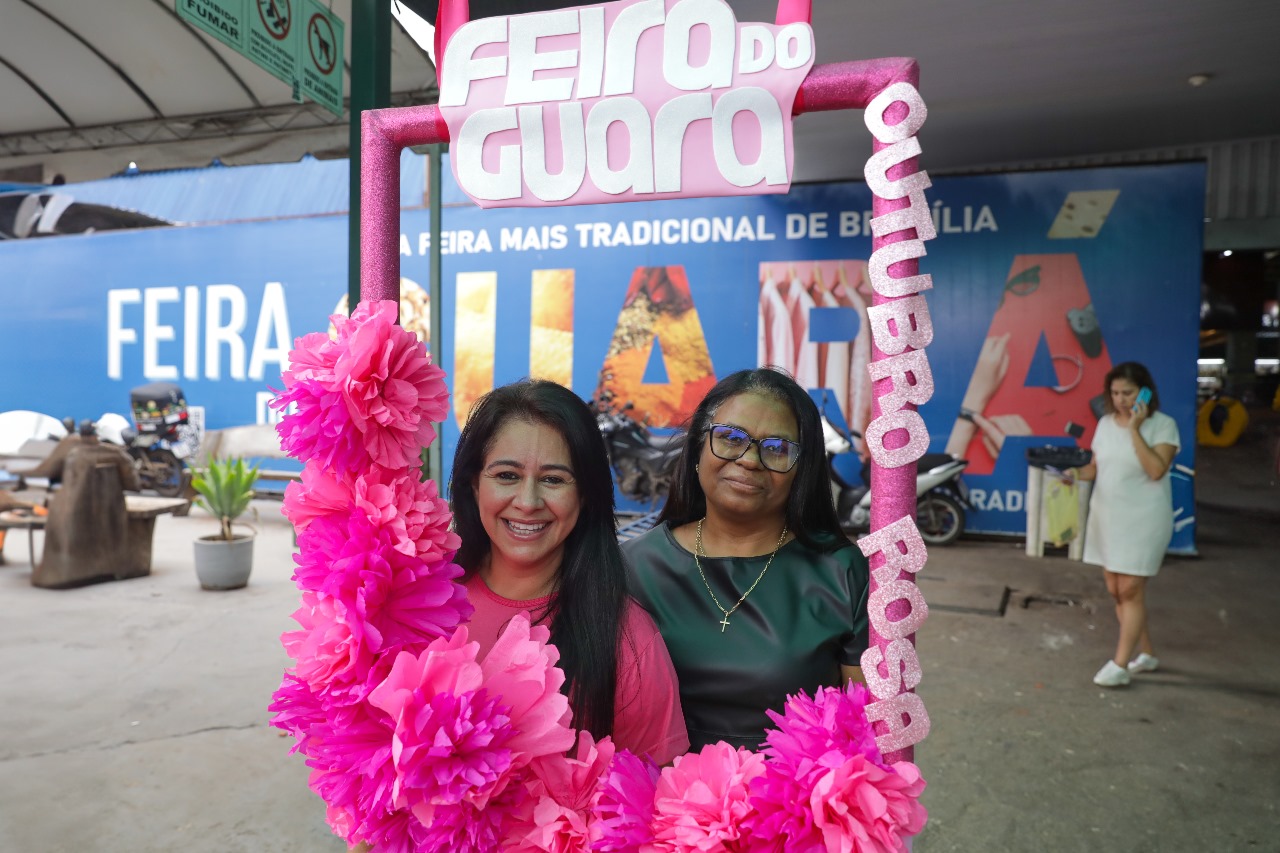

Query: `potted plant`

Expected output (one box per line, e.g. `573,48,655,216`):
191,456,260,590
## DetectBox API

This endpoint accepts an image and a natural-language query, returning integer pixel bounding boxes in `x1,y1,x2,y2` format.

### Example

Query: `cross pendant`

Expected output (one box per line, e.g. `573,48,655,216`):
718,615,731,632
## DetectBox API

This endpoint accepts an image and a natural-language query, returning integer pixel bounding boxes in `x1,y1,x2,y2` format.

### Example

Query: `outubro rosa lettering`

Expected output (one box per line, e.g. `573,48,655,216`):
437,0,814,208
857,81,936,754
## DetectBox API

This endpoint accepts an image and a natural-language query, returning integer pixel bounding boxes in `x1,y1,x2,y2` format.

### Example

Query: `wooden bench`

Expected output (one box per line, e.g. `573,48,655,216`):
0,495,188,571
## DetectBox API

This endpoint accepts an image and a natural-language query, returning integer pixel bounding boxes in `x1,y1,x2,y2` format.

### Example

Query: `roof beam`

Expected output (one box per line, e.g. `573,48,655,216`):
20,0,163,119
0,54,74,128
0,88,438,158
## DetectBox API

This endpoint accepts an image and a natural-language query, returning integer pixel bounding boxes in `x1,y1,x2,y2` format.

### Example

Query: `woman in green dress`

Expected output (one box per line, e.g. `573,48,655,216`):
623,367,870,752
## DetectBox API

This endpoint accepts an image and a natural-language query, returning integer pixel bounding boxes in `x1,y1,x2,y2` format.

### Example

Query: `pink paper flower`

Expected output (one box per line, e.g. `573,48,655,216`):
650,742,768,852
291,512,471,664
750,684,925,852
507,731,616,853
282,465,354,532
332,300,449,470
764,683,884,770
414,775,529,852
591,749,661,852
369,630,526,817
267,672,327,753
275,377,368,473
283,592,376,691
353,465,461,562
479,615,577,767
356,806,431,853
274,301,449,476
807,756,927,853
302,700,402,847
281,329,340,385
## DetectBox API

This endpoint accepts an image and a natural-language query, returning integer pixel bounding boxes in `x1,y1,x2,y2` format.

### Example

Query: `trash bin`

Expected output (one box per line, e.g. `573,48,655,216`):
1025,446,1093,559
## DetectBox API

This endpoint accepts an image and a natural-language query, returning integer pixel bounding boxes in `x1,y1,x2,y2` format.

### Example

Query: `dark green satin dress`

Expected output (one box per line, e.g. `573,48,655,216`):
623,523,870,752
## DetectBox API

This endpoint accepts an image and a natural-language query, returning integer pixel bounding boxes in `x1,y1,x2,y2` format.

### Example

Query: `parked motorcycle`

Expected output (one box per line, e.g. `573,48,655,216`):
96,382,198,497
822,412,970,546
592,383,682,509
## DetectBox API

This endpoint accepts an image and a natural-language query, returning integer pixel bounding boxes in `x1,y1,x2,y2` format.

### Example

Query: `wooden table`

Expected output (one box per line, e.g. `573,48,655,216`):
0,511,44,566
122,496,191,576
0,495,189,571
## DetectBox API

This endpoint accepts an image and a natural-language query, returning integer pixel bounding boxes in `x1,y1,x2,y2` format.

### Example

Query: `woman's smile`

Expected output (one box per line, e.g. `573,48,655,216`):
502,518,551,537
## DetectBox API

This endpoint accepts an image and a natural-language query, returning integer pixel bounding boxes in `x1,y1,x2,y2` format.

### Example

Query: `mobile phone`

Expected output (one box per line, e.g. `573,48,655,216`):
1134,387,1153,408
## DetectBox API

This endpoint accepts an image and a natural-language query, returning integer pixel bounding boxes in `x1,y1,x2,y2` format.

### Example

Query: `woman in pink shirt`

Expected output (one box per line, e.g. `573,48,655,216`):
449,379,689,766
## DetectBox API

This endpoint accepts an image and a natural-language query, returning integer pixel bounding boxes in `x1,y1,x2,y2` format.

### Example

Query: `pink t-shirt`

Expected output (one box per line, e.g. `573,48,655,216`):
465,574,689,765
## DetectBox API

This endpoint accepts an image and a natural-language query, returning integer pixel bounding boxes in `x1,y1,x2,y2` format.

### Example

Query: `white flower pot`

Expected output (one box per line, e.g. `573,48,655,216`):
193,534,254,590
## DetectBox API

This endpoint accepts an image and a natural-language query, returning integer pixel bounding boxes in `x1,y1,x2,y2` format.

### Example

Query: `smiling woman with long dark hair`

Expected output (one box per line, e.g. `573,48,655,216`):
624,367,870,751
449,378,688,762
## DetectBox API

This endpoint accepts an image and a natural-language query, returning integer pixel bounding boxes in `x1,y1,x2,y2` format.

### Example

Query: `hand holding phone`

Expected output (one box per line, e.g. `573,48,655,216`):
1133,386,1153,410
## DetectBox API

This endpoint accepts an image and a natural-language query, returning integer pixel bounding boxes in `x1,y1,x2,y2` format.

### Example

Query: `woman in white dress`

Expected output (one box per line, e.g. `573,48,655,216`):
1072,363,1180,688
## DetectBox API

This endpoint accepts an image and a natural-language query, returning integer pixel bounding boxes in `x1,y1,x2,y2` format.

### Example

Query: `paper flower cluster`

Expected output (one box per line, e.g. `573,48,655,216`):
270,300,927,852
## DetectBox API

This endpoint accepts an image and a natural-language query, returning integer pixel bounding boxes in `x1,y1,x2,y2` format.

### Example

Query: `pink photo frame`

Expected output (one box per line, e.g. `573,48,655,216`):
358,9,930,765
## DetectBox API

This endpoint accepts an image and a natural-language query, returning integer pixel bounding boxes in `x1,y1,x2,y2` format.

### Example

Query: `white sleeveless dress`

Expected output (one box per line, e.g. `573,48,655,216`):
1082,411,1180,576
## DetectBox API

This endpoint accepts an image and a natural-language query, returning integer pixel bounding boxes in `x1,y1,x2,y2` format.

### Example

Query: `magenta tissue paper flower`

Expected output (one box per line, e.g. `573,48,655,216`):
650,742,768,852
749,683,925,852
479,615,577,767
590,749,661,852
506,731,617,853
352,465,462,563
332,300,449,470
282,465,353,532
274,300,448,475
807,756,927,853
290,509,471,661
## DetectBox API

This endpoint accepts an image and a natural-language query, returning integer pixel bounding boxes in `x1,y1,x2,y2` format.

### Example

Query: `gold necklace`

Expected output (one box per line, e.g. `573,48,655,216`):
694,518,787,633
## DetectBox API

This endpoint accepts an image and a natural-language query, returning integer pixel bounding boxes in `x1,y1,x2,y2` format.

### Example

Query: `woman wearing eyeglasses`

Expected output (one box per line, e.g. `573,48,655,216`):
622,367,870,751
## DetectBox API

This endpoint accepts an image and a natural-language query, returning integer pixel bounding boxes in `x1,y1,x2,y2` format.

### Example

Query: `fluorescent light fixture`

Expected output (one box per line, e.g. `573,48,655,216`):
1222,250,1234,257
1257,359,1280,367
1198,358,1225,366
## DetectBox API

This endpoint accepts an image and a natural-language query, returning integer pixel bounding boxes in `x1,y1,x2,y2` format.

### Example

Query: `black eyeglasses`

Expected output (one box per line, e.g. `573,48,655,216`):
707,424,801,473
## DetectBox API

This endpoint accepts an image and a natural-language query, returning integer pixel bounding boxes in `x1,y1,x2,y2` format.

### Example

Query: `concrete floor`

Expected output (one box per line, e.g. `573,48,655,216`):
1,411,1277,852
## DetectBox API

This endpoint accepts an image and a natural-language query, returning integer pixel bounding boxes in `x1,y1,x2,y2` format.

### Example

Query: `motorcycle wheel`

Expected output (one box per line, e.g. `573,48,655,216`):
615,457,646,502
138,448,187,497
916,493,964,546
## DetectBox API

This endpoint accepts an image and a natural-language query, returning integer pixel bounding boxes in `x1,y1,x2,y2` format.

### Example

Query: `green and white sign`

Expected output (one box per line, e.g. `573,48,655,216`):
176,0,248,53
298,0,345,117
176,0,344,117
246,0,298,86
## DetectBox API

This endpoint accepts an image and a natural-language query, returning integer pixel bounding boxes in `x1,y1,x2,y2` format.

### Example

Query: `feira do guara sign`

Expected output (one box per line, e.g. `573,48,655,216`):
436,0,815,207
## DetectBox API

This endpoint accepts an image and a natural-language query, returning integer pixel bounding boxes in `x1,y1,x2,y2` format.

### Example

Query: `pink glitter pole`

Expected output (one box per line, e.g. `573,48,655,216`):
359,105,450,304
799,57,927,767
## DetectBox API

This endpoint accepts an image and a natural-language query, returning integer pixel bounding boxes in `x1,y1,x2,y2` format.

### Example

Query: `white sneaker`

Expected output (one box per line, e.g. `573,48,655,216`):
1093,660,1131,687
1127,653,1159,673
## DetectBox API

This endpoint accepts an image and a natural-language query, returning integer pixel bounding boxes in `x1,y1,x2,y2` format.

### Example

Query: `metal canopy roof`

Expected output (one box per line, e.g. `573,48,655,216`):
2,0,1279,192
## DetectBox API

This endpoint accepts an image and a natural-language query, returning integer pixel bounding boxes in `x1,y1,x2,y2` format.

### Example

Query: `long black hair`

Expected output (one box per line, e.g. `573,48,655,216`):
1103,361,1161,414
449,379,625,738
658,367,847,552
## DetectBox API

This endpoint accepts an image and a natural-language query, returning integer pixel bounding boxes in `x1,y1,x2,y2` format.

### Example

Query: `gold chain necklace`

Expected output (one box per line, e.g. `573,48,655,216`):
694,518,787,633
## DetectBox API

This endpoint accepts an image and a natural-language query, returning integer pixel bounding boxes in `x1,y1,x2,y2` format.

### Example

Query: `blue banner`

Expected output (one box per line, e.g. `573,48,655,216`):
0,161,1204,551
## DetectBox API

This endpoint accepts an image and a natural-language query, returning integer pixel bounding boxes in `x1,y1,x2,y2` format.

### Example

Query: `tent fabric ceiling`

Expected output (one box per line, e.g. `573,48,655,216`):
0,0,439,180
2,0,1279,189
